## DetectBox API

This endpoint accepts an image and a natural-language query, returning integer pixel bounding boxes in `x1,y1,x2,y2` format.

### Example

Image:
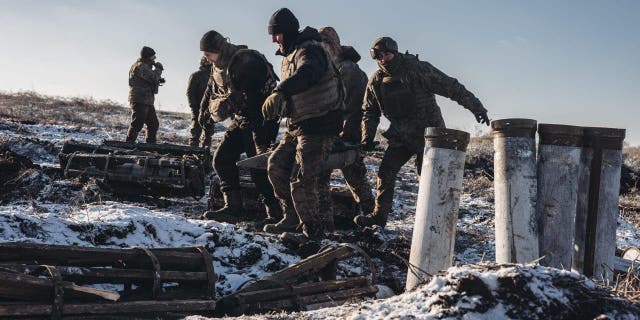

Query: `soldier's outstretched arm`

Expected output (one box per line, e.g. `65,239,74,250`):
186,73,200,110
361,78,382,150
419,61,489,125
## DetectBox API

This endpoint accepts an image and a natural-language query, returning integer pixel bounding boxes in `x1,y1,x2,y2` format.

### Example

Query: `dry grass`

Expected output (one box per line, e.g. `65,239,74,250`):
0,91,189,133
614,268,640,304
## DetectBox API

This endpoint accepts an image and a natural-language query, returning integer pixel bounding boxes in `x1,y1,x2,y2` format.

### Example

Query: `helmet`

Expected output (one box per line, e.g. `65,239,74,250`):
370,36,398,59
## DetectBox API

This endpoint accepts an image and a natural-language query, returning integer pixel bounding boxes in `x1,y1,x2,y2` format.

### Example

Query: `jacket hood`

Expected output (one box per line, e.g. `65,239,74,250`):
341,46,361,63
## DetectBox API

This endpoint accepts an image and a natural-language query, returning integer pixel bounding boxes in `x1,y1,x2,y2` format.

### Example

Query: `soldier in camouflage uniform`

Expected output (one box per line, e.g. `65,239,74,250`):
186,57,213,147
316,26,375,230
354,37,490,228
126,46,164,143
262,8,344,239
198,31,282,223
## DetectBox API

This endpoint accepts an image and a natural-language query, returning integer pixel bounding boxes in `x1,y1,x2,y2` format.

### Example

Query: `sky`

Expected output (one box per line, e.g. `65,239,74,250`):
1,1,639,142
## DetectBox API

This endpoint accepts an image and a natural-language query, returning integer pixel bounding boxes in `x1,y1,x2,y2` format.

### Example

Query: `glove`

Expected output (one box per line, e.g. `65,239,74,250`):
154,62,164,70
261,91,285,121
473,110,490,126
362,139,378,151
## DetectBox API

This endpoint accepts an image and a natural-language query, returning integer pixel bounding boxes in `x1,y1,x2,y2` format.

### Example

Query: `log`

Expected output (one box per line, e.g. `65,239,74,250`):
0,300,215,317
239,246,354,292
614,256,640,274
0,270,119,302
0,243,206,271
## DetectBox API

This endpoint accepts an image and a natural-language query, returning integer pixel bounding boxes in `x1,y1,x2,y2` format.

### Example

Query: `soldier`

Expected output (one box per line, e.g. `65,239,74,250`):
126,46,164,144
186,56,213,147
353,37,490,228
198,30,282,223
261,8,344,239
316,26,375,230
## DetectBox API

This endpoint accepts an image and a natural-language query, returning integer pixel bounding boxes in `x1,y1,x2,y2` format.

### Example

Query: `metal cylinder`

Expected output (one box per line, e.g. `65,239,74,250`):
405,128,469,291
579,127,625,282
492,119,539,263
537,124,583,269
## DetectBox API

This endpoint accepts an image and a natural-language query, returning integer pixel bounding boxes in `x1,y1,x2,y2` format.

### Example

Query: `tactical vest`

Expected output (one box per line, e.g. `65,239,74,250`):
374,53,444,128
281,40,344,125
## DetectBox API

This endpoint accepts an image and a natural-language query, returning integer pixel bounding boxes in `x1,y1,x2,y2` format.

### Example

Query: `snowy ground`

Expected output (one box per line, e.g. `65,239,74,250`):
2,101,640,319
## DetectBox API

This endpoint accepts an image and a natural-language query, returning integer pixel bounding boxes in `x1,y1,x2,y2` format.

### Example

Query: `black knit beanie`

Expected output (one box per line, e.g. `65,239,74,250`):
140,46,156,59
268,8,299,35
200,30,227,52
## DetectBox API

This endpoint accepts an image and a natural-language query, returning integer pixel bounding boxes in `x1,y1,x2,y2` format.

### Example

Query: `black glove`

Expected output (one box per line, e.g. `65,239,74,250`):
473,109,490,126
362,139,379,151
154,62,164,70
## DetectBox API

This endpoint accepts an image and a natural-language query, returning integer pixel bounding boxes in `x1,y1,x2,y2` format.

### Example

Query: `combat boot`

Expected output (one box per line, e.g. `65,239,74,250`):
263,209,299,234
263,198,284,225
201,189,243,223
353,211,388,228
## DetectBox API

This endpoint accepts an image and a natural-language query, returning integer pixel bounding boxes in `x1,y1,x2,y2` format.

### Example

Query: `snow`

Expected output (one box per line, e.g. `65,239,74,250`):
2,110,640,319
0,201,299,296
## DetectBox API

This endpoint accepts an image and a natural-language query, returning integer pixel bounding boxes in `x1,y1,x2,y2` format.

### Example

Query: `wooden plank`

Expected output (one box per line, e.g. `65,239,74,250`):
239,246,354,292
0,271,119,302
234,277,368,302
0,243,206,271
0,300,215,317
243,286,377,313
0,264,208,284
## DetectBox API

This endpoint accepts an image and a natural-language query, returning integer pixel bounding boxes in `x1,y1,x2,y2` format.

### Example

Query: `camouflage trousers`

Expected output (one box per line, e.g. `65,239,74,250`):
267,131,333,232
189,105,213,148
126,103,159,143
213,126,278,207
374,143,424,219
318,152,375,228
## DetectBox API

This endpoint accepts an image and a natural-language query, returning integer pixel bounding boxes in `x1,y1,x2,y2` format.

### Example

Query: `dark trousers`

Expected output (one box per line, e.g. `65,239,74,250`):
374,143,423,218
189,105,213,147
126,103,159,143
318,151,375,220
267,131,333,227
213,126,277,205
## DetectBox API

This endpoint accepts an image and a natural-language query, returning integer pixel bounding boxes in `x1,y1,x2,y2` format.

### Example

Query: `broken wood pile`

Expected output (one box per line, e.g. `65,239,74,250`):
59,140,208,198
216,244,378,316
0,242,216,319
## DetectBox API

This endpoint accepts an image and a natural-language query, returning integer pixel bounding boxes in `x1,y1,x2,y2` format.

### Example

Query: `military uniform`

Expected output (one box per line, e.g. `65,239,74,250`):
263,9,344,238
355,37,488,228
186,57,213,147
316,27,375,229
126,46,163,143
199,31,281,223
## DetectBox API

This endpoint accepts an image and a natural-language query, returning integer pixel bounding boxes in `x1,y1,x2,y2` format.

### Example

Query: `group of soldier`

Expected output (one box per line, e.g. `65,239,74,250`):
126,8,490,240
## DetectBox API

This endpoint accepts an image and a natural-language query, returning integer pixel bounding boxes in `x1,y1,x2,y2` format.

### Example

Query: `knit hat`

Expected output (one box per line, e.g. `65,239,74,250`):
140,46,156,59
200,30,227,52
268,8,299,35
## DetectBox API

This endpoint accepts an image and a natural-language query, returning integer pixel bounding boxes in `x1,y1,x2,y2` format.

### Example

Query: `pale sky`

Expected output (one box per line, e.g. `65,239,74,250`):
1,1,639,143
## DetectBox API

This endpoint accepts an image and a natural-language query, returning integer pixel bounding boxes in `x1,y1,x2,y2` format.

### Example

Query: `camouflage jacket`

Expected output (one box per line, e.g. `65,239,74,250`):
361,52,485,151
186,64,211,113
338,46,367,144
201,48,279,147
128,58,163,105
